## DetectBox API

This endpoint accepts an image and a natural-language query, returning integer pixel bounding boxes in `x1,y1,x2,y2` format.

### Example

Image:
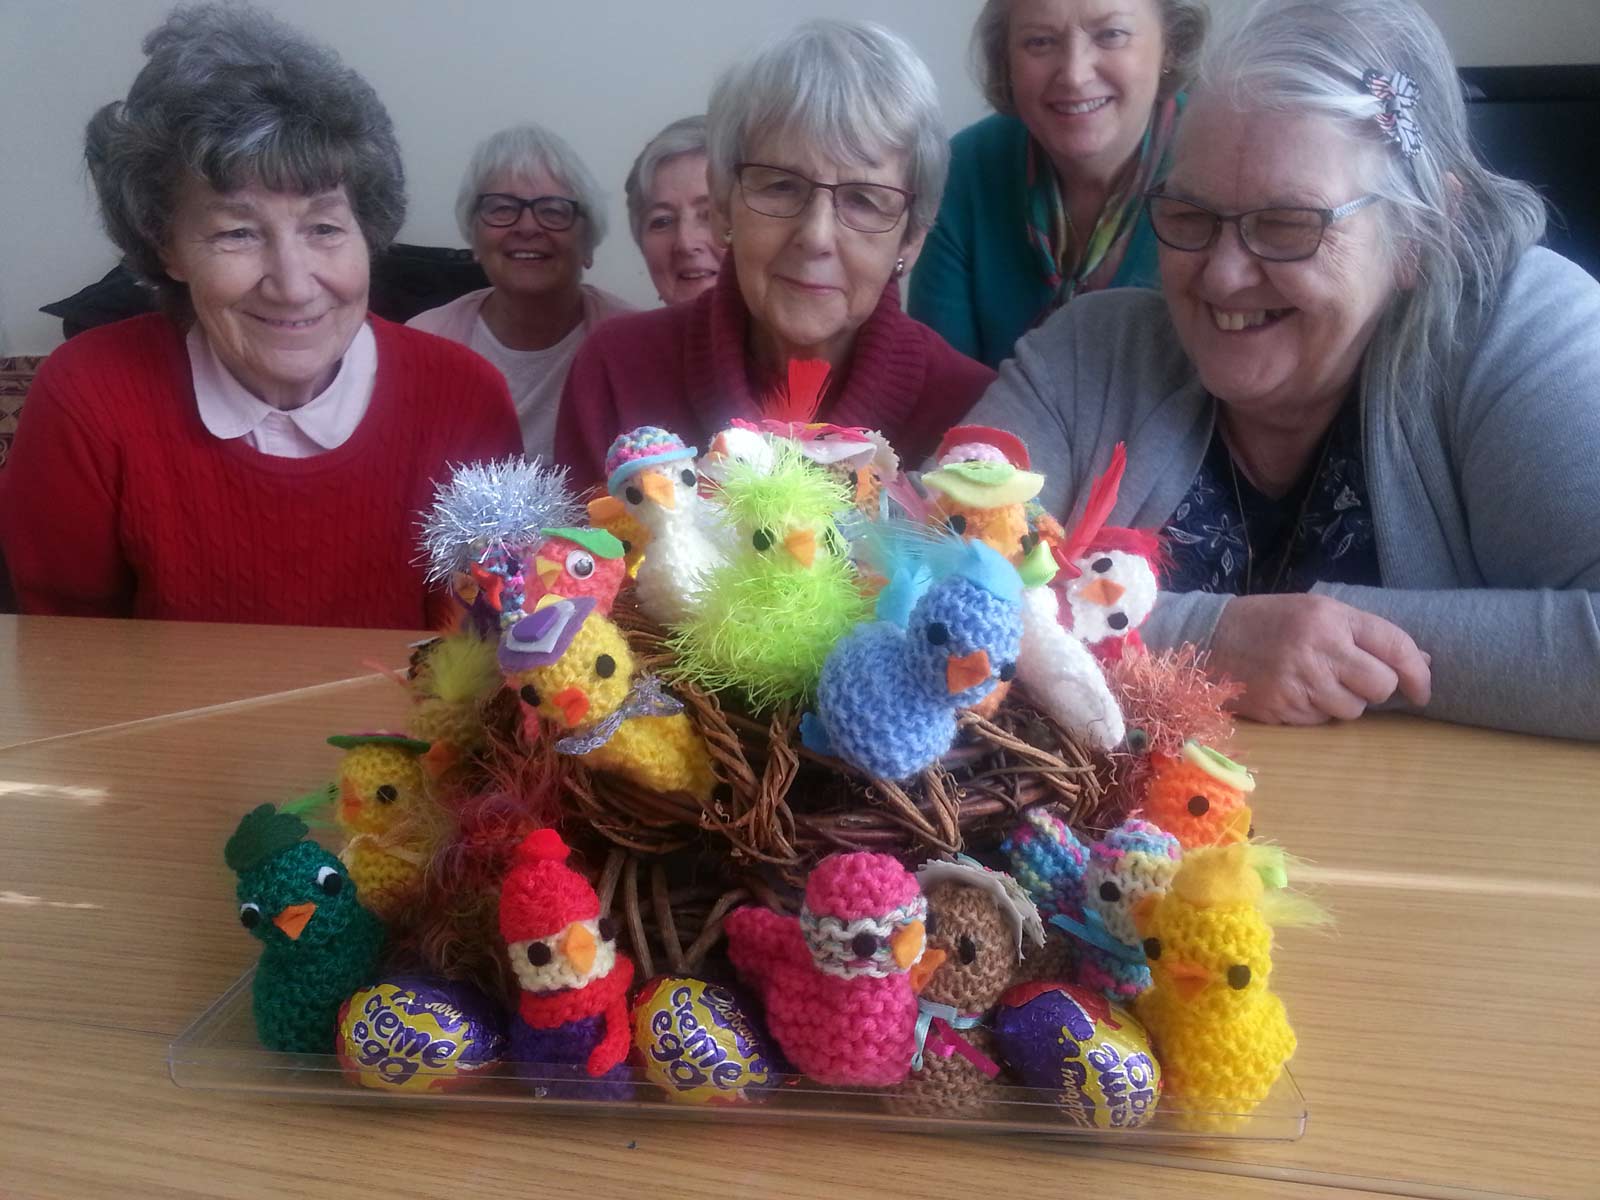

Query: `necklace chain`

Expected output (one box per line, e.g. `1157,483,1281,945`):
1228,429,1337,595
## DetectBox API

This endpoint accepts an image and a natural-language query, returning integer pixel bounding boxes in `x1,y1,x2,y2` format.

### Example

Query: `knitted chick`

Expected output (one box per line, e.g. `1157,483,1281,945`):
500,829,635,1096
1142,741,1256,849
671,441,871,712
502,595,715,801
1134,843,1327,1129
406,631,502,772
327,733,442,922
1005,811,1182,1003
724,852,928,1087
921,426,1044,561
801,538,1022,782
528,526,629,615
226,805,384,1053
894,858,1045,1116
1015,582,1127,752
606,426,726,626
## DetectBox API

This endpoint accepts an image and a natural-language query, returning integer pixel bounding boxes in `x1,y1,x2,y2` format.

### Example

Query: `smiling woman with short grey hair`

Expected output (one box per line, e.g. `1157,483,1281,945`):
625,116,725,306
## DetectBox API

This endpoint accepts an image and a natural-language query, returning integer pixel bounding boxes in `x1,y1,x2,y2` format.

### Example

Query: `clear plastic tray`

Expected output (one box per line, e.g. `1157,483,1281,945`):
168,971,1307,1141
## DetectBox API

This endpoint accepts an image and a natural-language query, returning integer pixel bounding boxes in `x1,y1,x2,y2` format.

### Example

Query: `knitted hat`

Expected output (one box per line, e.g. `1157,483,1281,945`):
605,426,697,494
933,424,1032,470
805,852,922,922
539,527,625,560
1003,807,1089,911
1091,818,1182,866
498,828,599,943
498,595,596,674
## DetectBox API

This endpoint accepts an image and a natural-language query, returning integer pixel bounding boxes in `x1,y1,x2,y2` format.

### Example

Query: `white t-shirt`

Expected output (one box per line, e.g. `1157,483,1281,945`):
407,285,633,463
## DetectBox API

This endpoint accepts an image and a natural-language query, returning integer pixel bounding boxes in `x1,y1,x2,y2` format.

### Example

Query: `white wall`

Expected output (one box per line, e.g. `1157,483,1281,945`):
3,0,1597,354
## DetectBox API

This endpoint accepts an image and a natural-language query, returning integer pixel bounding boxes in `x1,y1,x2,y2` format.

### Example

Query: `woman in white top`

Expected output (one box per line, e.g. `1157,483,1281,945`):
409,125,633,461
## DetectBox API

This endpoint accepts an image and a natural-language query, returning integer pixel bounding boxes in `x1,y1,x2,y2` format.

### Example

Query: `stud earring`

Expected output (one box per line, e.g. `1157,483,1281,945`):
894,257,906,277
723,230,733,245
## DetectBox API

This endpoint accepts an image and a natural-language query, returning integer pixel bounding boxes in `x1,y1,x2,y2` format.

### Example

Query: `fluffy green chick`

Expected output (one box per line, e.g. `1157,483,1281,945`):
226,804,384,1053
669,442,870,712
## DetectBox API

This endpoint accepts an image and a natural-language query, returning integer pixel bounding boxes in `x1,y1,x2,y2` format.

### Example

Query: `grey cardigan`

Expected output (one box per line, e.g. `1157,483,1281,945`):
960,247,1600,740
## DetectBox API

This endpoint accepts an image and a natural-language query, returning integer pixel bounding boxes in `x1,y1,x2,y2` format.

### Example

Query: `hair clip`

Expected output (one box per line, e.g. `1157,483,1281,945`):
1362,69,1423,159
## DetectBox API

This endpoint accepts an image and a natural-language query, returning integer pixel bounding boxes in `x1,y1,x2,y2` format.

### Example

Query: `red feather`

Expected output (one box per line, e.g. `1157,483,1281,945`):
763,358,831,424
1054,442,1127,572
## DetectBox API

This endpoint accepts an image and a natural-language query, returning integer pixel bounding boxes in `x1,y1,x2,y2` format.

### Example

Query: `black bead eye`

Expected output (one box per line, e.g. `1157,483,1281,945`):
1099,881,1122,903
825,527,844,556
625,485,643,505
680,469,696,487
1188,795,1210,816
1127,727,1150,754
947,514,968,535
998,661,1016,682
1092,557,1113,573
528,943,553,967
851,931,880,959
1108,612,1129,630
925,911,939,937
752,529,773,552
519,684,540,707
315,865,342,896
375,784,398,804
239,903,261,929
926,621,950,646
598,917,618,941
595,654,616,679
1228,964,1252,990
957,935,977,965
1019,532,1039,555
619,539,632,554
1143,937,1161,960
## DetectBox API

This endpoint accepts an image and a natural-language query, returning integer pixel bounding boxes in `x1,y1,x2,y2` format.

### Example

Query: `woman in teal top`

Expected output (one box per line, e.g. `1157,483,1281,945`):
910,0,1207,368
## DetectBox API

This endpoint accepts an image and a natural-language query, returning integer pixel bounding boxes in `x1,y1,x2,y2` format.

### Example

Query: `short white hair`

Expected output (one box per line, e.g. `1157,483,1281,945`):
706,19,949,240
625,115,709,245
453,124,608,256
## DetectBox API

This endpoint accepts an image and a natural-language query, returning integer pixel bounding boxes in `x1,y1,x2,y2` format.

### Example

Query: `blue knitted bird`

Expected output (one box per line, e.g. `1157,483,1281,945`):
801,539,1023,781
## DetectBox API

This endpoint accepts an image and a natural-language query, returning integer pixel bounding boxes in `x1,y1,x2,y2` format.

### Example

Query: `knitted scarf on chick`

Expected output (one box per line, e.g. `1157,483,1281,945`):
668,443,871,713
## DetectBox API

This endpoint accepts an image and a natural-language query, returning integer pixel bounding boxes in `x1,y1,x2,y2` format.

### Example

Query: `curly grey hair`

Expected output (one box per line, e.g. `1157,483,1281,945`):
84,2,404,318
624,116,710,246
706,19,949,241
973,0,1209,113
1192,0,1546,407
453,125,609,258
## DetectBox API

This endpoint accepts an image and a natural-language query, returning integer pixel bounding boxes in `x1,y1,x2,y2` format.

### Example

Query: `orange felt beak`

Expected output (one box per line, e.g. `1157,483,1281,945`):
272,902,317,941
1080,577,1126,607
338,781,361,825
639,469,676,509
553,686,591,728
907,945,948,994
889,919,927,970
534,557,563,588
562,922,597,976
1163,958,1215,1003
784,528,816,568
1224,805,1254,843
946,649,992,694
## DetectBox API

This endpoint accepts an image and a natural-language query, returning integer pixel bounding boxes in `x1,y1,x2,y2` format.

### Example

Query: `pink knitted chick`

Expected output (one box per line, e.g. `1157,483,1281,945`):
724,852,929,1087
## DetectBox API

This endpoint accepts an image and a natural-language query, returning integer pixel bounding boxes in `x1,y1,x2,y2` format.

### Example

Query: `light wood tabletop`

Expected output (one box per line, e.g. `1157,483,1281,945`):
2,617,1596,1200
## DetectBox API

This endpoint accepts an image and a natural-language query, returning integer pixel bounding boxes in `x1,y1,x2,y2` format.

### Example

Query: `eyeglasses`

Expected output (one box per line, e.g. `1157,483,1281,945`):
735,163,913,235
1146,193,1381,262
474,193,582,231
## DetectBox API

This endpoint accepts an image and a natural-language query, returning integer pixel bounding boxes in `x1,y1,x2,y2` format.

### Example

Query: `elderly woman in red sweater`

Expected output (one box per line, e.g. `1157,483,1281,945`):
554,20,995,488
0,5,519,628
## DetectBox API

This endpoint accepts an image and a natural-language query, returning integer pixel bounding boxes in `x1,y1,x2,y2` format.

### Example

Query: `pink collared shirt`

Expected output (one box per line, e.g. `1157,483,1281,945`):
188,322,378,457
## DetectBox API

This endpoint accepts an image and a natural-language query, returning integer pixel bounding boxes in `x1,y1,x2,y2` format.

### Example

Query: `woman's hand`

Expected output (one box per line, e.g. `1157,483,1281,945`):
1209,594,1432,725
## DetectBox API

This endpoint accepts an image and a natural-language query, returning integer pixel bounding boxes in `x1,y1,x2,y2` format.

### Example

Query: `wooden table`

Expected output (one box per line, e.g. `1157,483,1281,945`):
2,617,1596,1200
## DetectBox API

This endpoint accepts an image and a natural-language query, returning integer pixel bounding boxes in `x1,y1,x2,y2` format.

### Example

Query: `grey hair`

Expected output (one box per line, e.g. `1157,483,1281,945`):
453,124,609,257
1192,0,1546,407
84,2,404,318
624,116,710,245
706,19,949,240
973,0,1209,114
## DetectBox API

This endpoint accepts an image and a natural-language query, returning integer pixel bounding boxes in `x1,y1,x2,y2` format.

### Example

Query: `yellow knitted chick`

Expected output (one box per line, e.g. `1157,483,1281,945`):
407,631,502,772
1133,843,1327,1130
505,598,715,801
328,733,442,922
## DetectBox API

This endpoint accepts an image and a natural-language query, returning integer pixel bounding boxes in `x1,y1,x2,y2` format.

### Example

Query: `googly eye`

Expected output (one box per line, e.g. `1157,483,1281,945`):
375,784,397,804
752,529,774,552
566,549,596,580
1143,937,1161,961
1187,795,1210,816
315,865,342,896
957,935,977,965
239,902,261,929
1099,881,1122,902
595,654,617,679
1092,557,1113,573
1228,964,1252,990
851,931,881,959
926,622,950,646
528,943,553,967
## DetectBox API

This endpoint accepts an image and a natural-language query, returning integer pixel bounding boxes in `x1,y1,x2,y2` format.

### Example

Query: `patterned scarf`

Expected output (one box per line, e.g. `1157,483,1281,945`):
1024,98,1179,319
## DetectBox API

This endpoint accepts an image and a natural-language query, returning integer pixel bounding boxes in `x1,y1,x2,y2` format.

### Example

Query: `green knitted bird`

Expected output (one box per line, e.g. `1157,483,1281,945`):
225,804,384,1053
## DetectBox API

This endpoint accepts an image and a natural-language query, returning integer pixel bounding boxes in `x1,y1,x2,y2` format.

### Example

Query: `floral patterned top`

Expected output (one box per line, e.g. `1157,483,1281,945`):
1163,399,1380,595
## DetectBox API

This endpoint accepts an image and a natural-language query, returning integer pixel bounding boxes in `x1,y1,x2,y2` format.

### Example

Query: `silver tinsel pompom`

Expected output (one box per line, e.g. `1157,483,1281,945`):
416,456,583,585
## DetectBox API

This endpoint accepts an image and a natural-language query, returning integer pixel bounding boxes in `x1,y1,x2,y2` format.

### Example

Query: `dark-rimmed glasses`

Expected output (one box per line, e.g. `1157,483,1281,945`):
1146,192,1381,262
474,193,582,231
735,163,914,234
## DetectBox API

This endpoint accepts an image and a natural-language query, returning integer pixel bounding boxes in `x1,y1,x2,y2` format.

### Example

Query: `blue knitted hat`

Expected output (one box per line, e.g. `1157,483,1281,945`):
1002,807,1089,911
605,426,698,494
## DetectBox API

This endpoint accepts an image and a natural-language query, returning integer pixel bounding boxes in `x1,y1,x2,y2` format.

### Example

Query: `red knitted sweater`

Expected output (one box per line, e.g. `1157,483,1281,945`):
553,261,996,490
0,315,522,628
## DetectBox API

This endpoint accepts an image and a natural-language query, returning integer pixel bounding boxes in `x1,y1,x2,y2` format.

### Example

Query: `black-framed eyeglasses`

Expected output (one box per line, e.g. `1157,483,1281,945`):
1146,192,1381,262
474,193,582,231
735,163,914,235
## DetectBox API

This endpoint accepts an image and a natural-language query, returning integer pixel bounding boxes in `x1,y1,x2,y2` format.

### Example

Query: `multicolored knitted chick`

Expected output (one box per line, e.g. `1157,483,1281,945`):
1005,810,1181,1003
1141,741,1255,849
724,853,929,1087
671,442,871,712
606,426,726,626
500,829,635,1096
527,526,628,615
226,805,384,1052
1134,843,1327,1128
503,595,715,801
801,538,1022,781
327,733,442,922
921,426,1045,561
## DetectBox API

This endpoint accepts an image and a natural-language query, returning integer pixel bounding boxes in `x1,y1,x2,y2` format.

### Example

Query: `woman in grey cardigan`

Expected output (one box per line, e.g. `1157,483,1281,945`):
960,0,1600,739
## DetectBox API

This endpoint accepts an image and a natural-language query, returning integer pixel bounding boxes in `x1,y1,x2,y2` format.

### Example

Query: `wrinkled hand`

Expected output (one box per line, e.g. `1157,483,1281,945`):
1209,594,1432,725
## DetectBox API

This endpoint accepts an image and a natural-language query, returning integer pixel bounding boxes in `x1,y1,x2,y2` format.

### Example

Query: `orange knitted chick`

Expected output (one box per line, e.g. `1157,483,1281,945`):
1141,742,1255,849
328,733,442,921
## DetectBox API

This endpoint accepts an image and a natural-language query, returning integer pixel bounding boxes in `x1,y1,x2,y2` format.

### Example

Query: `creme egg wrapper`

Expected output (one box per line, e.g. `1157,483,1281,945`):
992,980,1161,1129
336,977,506,1092
630,976,775,1105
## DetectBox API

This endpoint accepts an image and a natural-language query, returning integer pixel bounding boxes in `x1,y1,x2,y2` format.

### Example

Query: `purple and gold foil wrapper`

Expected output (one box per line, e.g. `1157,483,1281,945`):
630,976,775,1105
336,977,506,1092
993,980,1161,1128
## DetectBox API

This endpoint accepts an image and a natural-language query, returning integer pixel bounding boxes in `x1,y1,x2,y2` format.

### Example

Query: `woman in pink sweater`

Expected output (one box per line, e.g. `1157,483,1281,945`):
554,20,995,489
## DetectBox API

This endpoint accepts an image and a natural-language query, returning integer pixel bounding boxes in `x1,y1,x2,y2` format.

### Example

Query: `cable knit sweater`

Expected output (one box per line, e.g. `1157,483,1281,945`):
0,314,522,628
553,260,995,490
